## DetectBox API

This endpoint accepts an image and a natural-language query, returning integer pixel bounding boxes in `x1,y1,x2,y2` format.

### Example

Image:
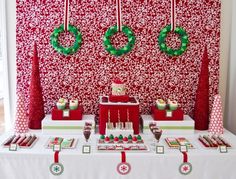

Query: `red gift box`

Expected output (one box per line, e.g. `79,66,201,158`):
51,106,83,120
151,106,184,121
99,96,140,135
109,95,130,102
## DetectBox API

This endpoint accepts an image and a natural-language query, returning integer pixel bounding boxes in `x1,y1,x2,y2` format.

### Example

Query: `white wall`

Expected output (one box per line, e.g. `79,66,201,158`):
225,0,236,134
220,0,232,115
6,0,16,130
4,0,234,131
1,0,11,131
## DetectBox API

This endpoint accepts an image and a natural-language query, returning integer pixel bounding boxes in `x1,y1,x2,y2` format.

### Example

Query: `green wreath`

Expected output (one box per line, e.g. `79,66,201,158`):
50,24,82,55
158,25,189,56
103,25,136,56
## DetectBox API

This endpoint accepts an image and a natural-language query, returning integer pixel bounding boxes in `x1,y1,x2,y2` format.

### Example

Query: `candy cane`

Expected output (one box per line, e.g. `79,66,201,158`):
116,0,122,31
64,0,70,31
171,0,176,31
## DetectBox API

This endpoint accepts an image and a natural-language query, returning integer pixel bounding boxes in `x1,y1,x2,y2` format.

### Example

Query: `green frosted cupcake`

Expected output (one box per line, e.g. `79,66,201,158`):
156,99,166,110
69,99,78,110
168,99,178,110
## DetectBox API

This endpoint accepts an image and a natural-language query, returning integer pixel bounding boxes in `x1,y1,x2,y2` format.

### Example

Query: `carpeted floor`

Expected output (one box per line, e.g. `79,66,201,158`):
0,99,5,134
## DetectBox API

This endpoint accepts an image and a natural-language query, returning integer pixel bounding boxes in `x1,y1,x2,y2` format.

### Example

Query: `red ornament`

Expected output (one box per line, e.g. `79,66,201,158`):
28,42,45,129
193,46,209,130
15,91,29,134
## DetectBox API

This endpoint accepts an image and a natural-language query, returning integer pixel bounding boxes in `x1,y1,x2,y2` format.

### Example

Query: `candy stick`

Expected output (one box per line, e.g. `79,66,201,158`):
218,136,231,147
20,136,32,146
199,135,210,147
26,135,37,147
16,135,26,145
3,135,15,146
203,135,214,147
11,135,21,144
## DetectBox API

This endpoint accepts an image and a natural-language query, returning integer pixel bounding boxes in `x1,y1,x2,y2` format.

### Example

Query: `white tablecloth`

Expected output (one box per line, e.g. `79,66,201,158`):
0,130,236,179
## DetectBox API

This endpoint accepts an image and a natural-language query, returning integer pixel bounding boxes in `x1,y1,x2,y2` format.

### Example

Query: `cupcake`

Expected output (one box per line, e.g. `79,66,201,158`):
105,136,110,143
100,135,105,143
69,99,78,110
137,135,142,143
156,99,166,110
123,137,128,144
114,137,119,143
153,129,162,143
56,98,66,110
84,126,91,131
168,99,178,110
85,122,92,127
128,134,132,143
132,136,138,143
149,122,156,129
59,98,67,103
109,134,114,142
118,134,123,142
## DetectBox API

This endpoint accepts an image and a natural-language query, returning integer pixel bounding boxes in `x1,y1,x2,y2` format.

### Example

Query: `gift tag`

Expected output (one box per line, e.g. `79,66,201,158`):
179,152,192,175
117,162,131,175
117,151,131,175
50,151,64,176
50,162,64,176
156,146,164,154
179,162,192,175
179,145,188,153
9,144,18,151
166,110,173,117
63,110,70,117
219,145,228,153
53,144,61,152
82,145,91,154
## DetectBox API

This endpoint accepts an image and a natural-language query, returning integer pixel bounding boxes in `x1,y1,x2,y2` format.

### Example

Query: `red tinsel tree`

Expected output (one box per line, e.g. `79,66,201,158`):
28,42,45,129
193,46,209,130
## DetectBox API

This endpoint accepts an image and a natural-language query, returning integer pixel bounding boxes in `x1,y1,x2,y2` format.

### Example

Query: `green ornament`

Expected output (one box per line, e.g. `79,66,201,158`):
158,25,189,57
103,25,136,56
100,135,105,140
50,24,82,55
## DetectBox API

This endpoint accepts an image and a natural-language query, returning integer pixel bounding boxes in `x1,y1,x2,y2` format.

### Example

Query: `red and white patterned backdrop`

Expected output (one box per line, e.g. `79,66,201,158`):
16,0,220,115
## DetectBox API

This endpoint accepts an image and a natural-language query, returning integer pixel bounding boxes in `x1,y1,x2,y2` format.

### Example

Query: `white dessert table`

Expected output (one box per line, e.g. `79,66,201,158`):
0,130,236,179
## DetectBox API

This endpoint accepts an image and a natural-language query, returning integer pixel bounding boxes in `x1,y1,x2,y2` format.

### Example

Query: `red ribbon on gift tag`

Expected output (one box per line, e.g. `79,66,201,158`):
50,151,64,175
179,152,192,175
121,151,126,162
182,152,188,163
54,151,59,163
117,151,131,175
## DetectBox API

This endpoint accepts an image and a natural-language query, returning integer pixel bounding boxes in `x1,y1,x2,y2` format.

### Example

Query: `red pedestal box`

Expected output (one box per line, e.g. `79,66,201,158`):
109,95,130,102
151,106,184,121
51,106,83,120
99,96,140,135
